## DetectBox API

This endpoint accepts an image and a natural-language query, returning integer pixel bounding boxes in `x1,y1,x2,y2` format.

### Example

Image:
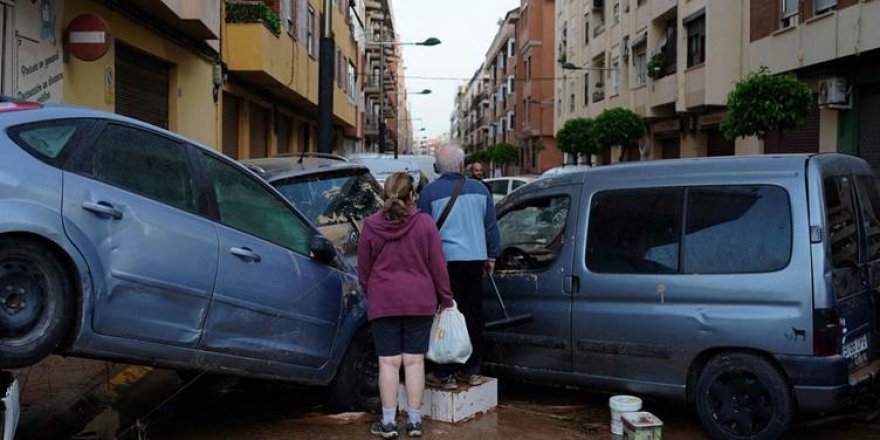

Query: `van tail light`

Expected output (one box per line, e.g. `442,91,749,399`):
813,309,841,356
0,100,42,112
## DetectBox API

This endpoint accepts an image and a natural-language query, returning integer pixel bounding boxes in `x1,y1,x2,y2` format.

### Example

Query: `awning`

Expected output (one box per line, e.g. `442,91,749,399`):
683,8,706,24
630,31,647,48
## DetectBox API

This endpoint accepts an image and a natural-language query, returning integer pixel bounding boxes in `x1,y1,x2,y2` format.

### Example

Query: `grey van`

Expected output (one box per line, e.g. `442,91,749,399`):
485,154,880,440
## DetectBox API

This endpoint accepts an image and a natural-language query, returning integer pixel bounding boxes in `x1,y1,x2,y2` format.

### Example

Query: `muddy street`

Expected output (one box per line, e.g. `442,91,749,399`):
14,358,880,439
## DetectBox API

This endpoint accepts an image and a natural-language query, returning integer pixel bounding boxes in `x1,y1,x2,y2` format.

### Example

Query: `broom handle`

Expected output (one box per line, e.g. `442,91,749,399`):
487,273,511,318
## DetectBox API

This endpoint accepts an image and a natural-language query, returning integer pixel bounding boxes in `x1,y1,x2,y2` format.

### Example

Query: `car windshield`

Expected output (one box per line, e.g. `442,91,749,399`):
273,170,383,264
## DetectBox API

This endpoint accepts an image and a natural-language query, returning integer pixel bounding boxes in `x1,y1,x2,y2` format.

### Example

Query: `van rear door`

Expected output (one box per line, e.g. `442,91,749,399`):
812,156,880,377
851,175,880,371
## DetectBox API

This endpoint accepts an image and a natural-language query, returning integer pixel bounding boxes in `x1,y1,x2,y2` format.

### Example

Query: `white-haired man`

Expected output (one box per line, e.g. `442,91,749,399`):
418,144,501,389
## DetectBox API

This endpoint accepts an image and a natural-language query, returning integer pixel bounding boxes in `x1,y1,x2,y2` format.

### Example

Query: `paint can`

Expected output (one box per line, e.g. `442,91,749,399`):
622,411,663,440
609,395,642,435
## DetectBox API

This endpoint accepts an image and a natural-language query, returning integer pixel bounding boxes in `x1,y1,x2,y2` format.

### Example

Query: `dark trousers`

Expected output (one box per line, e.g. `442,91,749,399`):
436,260,484,377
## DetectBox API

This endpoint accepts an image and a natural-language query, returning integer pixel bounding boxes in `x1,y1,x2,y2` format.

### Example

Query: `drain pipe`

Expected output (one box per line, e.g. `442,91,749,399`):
317,0,335,153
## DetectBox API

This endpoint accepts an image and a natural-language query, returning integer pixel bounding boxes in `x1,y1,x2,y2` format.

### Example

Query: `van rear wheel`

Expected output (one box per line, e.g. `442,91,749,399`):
695,353,793,440
0,238,73,369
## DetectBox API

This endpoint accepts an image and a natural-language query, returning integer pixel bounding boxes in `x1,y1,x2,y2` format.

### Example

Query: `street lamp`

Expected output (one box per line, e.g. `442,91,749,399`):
369,37,440,159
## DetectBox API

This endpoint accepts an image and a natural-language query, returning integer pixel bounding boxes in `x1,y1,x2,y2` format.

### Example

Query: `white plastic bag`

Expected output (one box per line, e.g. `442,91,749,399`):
426,303,472,364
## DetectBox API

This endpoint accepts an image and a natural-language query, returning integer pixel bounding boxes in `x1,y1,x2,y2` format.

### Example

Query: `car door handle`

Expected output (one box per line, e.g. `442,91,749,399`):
81,201,123,219
230,247,261,262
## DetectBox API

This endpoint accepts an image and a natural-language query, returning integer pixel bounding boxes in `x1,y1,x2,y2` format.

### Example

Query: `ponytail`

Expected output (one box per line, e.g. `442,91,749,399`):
381,172,415,222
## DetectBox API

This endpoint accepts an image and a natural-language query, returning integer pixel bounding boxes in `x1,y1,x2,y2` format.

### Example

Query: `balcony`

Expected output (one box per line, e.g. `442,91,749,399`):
129,0,221,40
651,0,677,21
223,21,361,126
632,85,647,116
592,88,606,103
650,73,676,108
685,65,706,110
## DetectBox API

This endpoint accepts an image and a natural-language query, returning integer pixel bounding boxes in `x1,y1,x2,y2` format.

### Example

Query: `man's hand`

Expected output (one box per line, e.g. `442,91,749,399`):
484,260,495,275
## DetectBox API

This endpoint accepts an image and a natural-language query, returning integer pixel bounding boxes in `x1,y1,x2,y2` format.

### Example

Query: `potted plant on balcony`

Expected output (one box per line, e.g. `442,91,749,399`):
646,53,668,79
225,1,282,36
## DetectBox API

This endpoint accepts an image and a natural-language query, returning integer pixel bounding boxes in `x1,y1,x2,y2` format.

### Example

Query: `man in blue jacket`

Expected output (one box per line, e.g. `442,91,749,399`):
419,144,501,389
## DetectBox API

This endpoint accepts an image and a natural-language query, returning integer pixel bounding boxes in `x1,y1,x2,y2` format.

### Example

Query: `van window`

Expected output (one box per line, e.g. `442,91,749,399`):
825,176,860,268
856,176,880,262
497,195,570,271
587,189,682,274
684,186,791,274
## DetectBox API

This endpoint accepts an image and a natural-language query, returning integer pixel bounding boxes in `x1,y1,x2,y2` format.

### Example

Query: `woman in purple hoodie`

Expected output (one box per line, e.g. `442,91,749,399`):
358,172,454,438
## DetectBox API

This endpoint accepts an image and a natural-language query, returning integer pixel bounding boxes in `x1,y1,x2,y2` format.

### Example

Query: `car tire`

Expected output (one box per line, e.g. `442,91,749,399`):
695,353,794,440
0,238,74,369
328,327,379,413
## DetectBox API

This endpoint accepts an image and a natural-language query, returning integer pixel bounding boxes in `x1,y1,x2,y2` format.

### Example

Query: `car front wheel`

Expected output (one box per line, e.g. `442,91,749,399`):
0,238,73,369
695,353,794,440
328,327,379,413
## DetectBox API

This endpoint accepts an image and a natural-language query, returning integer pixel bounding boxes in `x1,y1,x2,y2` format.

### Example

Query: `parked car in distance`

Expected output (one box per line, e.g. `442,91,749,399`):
350,156,428,192
540,164,592,178
242,156,384,266
348,152,439,182
0,101,377,410
484,176,535,204
1,372,19,440
485,154,880,440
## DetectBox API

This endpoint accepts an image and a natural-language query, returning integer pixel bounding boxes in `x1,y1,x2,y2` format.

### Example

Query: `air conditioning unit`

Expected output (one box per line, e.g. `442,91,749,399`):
818,77,850,108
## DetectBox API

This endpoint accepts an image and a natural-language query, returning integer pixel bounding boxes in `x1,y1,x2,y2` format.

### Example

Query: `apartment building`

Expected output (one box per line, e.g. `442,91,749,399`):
363,0,405,154
554,0,880,166
486,8,520,151
556,0,745,163
457,65,491,154
748,0,880,171
516,0,561,173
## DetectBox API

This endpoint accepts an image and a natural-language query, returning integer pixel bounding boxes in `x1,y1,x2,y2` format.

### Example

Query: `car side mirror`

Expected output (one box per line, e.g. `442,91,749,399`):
310,235,337,264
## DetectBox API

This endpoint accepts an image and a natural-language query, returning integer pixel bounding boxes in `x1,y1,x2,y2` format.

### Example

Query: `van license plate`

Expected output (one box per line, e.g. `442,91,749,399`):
843,334,869,367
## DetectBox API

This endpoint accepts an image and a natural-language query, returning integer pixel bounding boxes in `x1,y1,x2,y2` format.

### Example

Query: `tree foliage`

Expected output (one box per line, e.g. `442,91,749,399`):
721,66,814,141
487,143,518,165
556,118,600,164
593,107,645,151
465,150,489,165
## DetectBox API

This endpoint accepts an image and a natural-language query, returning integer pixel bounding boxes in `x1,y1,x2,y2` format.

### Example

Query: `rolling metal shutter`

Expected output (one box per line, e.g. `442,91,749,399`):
222,93,240,159
706,128,735,156
115,44,171,129
764,97,820,154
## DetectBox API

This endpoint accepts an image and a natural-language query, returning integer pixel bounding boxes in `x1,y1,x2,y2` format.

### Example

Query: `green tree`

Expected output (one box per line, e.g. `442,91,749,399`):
593,107,646,162
721,66,814,142
466,150,490,165
556,118,600,165
486,143,518,174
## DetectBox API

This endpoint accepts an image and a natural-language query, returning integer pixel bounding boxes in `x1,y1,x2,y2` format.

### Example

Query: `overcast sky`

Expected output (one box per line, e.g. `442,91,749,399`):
394,0,520,141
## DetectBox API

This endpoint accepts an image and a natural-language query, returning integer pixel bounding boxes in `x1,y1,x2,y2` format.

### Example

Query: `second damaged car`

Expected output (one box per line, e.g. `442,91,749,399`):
485,154,880,440
0,101,377,410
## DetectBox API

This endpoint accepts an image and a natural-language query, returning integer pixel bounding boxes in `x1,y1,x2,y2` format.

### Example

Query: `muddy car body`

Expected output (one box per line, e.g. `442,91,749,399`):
0,103,374,409
485,154,880,439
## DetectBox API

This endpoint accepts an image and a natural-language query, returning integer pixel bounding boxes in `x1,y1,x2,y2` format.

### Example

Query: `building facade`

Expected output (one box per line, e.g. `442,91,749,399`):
748,0,880,171
458,65,491,155
485,8,519,150
553,0,880,166
555,0,745,164
515,0,561,173
54,0,220,147
222,0,360,159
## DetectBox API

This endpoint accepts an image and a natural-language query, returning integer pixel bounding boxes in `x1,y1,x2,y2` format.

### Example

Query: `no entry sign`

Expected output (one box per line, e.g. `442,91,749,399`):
66,14,112,62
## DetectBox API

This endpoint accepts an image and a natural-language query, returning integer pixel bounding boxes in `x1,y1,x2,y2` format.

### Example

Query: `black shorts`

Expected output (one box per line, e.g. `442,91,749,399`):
371,315,434,357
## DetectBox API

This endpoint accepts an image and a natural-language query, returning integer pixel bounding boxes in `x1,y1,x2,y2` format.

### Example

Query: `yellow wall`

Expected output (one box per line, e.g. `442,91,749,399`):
62,0,218,147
